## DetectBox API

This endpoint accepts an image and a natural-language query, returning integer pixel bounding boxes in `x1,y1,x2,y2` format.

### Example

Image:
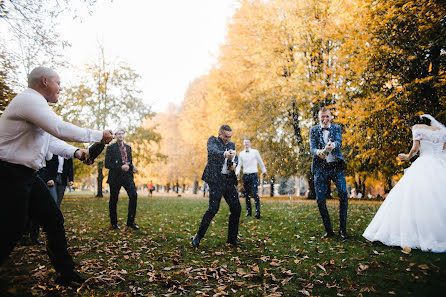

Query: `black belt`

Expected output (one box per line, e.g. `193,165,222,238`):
244,173,257,176
0,160,37,176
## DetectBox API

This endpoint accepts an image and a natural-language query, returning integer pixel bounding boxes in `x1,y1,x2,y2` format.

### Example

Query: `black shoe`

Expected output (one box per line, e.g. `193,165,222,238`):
191,234,201,248
31,239,44,246
111,224,121,230
55,270,85,286
255,213,261,219
322,231,335,238
126,223,140,230
245,213,252,217
339,230,349,240
226,240,246,246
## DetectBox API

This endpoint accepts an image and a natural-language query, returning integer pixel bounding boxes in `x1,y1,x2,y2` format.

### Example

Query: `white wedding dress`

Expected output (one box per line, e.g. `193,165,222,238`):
363,127,446,252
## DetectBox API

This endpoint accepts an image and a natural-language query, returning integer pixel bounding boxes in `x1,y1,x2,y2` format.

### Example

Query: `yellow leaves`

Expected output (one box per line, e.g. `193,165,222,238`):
401,246,411,254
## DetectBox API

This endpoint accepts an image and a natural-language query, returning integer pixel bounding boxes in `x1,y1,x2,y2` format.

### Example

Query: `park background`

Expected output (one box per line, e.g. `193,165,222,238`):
0,1,445,296
1,0,445,198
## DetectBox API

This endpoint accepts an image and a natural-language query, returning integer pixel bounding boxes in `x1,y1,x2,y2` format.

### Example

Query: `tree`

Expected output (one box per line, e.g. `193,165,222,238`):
336,0,446,186
0,0,99,87
62,46,157,196
0,52,15,113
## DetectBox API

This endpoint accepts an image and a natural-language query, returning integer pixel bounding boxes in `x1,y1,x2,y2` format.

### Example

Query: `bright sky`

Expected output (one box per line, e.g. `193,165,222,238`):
58,0,238,112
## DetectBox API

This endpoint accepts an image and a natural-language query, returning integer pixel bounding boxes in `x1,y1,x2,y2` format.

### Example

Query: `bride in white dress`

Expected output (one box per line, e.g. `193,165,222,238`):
363,114,446,252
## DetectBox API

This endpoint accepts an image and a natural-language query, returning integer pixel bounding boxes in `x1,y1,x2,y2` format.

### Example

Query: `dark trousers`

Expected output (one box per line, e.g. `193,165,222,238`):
0,161,74,274
55,174,67,208
242,173,260,215
197,176,241,242
314,168,348,232
109,176,138,225
21,216,40,243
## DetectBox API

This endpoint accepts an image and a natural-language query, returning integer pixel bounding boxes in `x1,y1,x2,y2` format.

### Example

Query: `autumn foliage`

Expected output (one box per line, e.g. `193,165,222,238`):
142,0,445,192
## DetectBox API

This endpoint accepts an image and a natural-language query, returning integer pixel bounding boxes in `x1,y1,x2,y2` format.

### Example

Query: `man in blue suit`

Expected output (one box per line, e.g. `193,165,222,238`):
192,125,242,247
310,107,348,239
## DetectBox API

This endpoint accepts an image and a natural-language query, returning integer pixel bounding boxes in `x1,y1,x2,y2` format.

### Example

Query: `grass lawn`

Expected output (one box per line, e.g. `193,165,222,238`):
1,195,445,296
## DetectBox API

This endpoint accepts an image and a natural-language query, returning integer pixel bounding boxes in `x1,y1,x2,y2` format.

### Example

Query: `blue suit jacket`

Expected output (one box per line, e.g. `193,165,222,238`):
201,136,238,185
310,123,345,173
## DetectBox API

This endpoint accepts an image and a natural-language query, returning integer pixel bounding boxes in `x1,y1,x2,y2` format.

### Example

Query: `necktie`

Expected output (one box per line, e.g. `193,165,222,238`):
120,144,128,163
321,127,330,131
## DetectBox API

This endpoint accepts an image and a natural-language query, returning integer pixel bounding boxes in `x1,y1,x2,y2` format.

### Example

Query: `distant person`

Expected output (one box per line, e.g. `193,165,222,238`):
236,138,266,219
105,128,139,230
349,188,357,199
191,125,242,248
310,107,349,239
203,182,209,197
45,155,74,208
0,66,113,286
363,114,446,252
148,180,155,196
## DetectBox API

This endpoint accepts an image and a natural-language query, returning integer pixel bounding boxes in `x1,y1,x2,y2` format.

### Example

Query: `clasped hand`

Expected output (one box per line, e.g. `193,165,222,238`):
317,142,334,160
398,153,409,161
224,149,236,160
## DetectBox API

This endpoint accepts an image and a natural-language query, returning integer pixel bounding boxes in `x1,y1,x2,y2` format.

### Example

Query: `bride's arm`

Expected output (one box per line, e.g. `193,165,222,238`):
398,140,420,161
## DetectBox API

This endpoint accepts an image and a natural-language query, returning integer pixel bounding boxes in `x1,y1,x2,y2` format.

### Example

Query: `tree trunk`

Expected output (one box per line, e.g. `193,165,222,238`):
306,171,316,199
193,180,198,194
96,161,104,198
270,177,275,197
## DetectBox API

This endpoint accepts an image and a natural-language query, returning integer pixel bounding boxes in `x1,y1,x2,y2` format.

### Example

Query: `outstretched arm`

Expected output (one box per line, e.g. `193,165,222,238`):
398,140,420,161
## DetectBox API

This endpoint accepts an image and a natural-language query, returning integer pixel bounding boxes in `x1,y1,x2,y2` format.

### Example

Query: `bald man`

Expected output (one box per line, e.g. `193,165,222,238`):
0,66,113,286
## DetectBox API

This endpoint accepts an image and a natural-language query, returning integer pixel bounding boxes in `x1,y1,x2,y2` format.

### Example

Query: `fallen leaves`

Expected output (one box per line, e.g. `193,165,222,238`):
402,246,411,254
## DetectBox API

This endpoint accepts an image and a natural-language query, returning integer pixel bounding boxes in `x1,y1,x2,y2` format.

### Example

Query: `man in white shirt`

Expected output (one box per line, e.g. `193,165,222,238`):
0,66,113,286
236,138,266,219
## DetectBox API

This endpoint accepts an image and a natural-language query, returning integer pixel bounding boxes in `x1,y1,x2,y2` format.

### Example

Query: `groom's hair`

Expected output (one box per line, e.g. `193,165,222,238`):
407,115,431,127
318,107,332,117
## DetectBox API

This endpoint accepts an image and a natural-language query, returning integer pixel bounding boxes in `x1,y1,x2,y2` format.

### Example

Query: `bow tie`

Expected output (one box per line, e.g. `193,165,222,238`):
321,127,330,131
245,150,249,153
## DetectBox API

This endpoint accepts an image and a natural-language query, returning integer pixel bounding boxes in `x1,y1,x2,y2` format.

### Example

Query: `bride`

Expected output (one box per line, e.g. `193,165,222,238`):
363,114,446,252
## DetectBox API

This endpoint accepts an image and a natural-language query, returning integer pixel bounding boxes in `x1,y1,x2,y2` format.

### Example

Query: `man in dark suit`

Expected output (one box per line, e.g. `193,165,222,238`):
192,125,242,248
45,155,74,208
105,128,139,230
310,107,349,239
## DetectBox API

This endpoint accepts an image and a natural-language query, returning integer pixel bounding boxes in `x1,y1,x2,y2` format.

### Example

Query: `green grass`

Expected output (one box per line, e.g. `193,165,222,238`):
1,195,445,296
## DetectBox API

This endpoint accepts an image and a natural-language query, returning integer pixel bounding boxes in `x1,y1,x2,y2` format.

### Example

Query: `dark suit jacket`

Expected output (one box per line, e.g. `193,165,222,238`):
309,123,346,173
105,142,134,184
39,155,73,185
201,136,238,185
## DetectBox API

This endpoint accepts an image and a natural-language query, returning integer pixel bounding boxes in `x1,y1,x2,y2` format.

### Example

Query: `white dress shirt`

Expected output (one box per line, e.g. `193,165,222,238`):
236,148,266,176
57,155,65,173
0,88,103,170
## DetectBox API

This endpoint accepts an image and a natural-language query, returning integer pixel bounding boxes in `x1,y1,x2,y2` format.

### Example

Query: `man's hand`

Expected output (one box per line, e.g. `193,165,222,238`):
317,149,326,160
122,163,130,172
101,130,114,144
133,166,138,173
325,141,335,152
47,180,54,187
225,150,235,160
229,163,237,171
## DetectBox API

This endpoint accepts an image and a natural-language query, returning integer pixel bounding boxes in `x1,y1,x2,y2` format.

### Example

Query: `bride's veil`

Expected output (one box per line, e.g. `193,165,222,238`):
421,114,446,131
